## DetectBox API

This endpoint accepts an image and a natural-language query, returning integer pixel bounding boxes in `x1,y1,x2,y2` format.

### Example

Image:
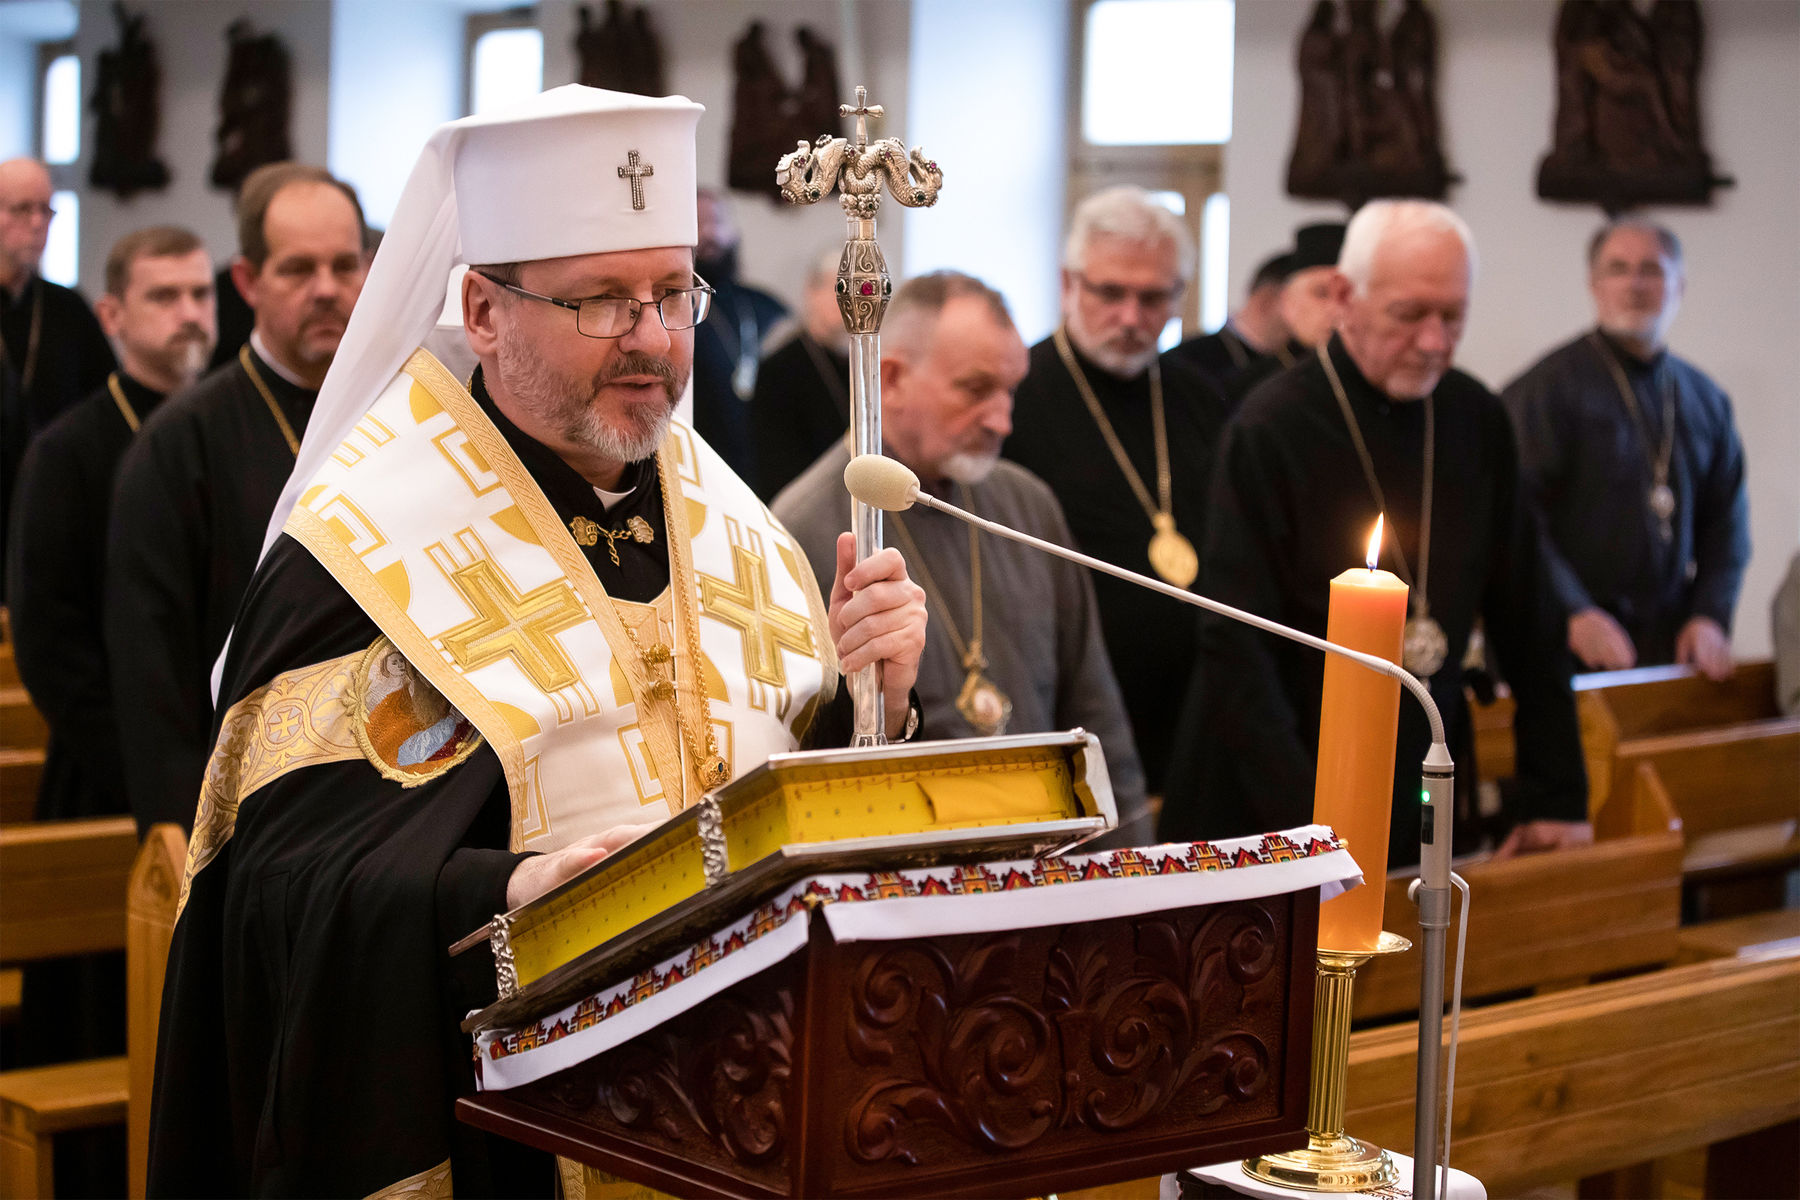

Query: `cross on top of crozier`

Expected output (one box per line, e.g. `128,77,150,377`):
839,85,884,149
618,149,654,211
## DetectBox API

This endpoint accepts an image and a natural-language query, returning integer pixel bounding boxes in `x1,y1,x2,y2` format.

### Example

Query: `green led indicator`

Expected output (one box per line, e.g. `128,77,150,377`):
1420,788,1430,804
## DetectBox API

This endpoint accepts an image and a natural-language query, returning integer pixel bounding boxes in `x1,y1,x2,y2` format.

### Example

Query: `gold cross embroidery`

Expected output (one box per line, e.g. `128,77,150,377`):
698,544,816,688
440,558,588,693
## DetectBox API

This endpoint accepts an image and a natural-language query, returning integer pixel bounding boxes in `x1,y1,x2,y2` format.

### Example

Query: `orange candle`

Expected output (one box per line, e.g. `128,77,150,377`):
1314,519,1408,952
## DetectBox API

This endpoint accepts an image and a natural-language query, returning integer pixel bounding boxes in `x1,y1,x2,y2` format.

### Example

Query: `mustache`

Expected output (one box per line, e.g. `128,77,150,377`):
594,350,681,394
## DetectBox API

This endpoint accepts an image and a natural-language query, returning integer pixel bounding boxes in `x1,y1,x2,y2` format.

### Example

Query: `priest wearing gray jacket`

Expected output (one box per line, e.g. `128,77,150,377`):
775,271,1150,838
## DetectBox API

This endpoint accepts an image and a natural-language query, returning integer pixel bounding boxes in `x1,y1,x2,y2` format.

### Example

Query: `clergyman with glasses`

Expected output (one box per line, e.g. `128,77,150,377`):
1501,216,1749,680
1004,185,1228,795
148,88,927,1194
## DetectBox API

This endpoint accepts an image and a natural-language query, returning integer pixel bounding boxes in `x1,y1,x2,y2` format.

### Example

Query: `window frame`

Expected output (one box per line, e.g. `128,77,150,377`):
464,6,542,118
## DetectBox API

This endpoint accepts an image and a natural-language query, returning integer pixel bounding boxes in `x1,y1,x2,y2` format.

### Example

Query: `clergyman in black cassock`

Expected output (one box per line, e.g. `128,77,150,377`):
1502,219,1749,674
105,340,318,833
1,159,116,589
1159,203,1587,867
750,249,851,500
1004,186,1226,794
1163,249,1295,407
691,191,786,484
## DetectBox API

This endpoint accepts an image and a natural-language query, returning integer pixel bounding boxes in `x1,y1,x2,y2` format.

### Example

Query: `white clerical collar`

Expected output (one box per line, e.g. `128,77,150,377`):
248,330,312,390
592,483,633,511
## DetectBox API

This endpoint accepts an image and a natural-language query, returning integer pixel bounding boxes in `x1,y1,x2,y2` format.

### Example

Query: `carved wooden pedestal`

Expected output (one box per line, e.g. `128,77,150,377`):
459,891,1318,1197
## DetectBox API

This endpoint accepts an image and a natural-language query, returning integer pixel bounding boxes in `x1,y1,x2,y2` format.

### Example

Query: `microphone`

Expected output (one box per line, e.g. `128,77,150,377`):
844,452,1459,1196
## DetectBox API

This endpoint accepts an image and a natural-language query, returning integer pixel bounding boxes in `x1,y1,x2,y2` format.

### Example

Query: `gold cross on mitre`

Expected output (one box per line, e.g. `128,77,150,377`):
698,544,816,688
617,149,654,211
440,559,588,693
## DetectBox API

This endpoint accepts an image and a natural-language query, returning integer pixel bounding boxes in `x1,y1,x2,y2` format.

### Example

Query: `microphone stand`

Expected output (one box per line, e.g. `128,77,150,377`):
889,480,1457,1198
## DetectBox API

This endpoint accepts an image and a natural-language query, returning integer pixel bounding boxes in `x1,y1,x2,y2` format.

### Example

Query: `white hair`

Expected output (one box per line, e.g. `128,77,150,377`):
1063,185,1194,281
1338,200,1478,295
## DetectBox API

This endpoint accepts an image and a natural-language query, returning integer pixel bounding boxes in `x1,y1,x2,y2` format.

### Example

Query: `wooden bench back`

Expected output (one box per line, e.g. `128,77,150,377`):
1608,723,1800,840
1353,775,1683,1021
0,817,139,963
1580,661,1780,738
127,825,186,1199
0,750,41,824
1346,951,1800,1196
0,687,46,753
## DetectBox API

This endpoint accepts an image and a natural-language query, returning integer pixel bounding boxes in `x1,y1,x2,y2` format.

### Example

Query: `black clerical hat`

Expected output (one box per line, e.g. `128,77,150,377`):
1290,223,1346,272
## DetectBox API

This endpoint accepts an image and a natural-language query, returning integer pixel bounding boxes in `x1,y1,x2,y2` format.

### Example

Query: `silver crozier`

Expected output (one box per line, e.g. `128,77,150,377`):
776,86,944,743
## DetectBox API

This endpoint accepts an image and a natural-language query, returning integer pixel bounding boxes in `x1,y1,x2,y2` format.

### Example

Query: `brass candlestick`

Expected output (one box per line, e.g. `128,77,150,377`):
1245,930,1411,1192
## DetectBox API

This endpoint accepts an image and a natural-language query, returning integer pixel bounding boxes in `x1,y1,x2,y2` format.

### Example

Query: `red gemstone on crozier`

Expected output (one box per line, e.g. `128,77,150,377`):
859,282,874,295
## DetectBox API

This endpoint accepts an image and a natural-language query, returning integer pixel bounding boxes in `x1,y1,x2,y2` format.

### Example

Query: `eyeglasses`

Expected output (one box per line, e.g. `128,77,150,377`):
476,271,715,339
3,201,55,222
1073,271,1184,313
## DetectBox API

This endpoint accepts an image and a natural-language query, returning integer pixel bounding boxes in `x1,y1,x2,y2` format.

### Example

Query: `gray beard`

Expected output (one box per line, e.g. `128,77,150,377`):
940,451,999,485
497,323,682,463
1065,315,1158,377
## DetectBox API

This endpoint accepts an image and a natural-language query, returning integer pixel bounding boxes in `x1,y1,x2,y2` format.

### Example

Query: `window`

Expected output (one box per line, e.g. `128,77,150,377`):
41,52,78,164
41,190,77,288
35,42,78,285
1082,0,1233,146
467,15,542,117
1067,0,1234,337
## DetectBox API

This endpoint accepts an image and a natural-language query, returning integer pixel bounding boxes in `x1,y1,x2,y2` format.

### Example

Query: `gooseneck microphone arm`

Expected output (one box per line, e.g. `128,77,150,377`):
844,453,1459,1200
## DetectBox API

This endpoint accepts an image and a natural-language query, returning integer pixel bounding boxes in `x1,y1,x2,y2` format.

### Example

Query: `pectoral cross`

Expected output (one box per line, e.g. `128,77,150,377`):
617,149,654,211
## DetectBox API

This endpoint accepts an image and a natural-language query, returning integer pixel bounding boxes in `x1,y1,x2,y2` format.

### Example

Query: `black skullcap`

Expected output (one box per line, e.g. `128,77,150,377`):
1290,222,1347,272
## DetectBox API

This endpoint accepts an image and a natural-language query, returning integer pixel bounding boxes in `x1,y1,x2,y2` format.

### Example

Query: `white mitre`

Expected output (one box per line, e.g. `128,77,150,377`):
259,85,705,563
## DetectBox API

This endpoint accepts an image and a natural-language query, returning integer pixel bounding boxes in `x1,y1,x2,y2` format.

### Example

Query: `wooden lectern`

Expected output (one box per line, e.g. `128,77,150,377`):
455,734,1348,1197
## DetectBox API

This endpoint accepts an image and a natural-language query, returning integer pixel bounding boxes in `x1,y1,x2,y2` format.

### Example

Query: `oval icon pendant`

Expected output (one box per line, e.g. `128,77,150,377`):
1148,514,1199,588
1403,615,1449,677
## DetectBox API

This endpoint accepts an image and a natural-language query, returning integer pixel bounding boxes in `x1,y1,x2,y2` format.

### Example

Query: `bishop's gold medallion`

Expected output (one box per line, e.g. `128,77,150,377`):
956,669,1012,736
1148,513,1198,588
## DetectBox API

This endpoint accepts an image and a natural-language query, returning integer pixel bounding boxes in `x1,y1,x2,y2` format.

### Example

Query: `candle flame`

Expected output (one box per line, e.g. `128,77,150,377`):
1366,515,1384,571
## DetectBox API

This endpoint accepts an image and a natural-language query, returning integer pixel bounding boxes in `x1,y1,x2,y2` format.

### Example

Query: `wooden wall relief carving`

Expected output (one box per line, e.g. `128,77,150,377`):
576,1,666,99
88,2,170,198
1288,0,1455,207
209,20,292,191
1536,0,1731,209
727,23,842,201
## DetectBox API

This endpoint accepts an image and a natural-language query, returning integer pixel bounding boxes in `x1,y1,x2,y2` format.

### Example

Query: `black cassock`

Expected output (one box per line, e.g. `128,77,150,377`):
149,373,868,1194
1501,330,1750,665
1158,336,1587,866
750,329,848,501
8,370,164,820
1163,325,1295,413
1,274,115,589
691,256,786,487
106,345,316,835
1004,334,1227,793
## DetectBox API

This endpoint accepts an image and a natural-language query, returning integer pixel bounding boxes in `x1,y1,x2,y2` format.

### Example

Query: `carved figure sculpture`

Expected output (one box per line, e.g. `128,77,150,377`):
89,2,170,198
1536,0,1727,207
575,1,666,98
209,20,292,191
727,22,846,201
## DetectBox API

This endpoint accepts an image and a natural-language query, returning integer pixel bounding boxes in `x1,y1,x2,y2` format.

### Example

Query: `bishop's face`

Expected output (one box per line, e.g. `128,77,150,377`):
1336,227,1470,401
1590,226,1684,353
473,245,695,484
1061,233,1182,377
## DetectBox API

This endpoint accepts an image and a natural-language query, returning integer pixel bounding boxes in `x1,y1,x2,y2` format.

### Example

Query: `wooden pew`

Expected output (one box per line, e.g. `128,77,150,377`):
1343,951,1800,1197
0,818,137,1196
1353,766,1683,1021
0,645,17,690
126,826,184,1200
0,750,43,825
0,690,44,755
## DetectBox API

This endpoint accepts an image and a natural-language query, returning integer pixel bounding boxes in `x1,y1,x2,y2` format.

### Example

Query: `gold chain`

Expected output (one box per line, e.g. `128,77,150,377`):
1588,334,1676,494
1052,326,1172,527
6,281,45,396
106,372,141,433
238,345,301,456
1318,344,1435,620
651,448,729,794
887,486,983,672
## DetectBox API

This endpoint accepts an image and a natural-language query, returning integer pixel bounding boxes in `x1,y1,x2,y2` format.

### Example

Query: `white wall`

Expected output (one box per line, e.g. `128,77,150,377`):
1229,0,1800,659
903,0,1070,343
328,0,465,231
72,0,334,289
